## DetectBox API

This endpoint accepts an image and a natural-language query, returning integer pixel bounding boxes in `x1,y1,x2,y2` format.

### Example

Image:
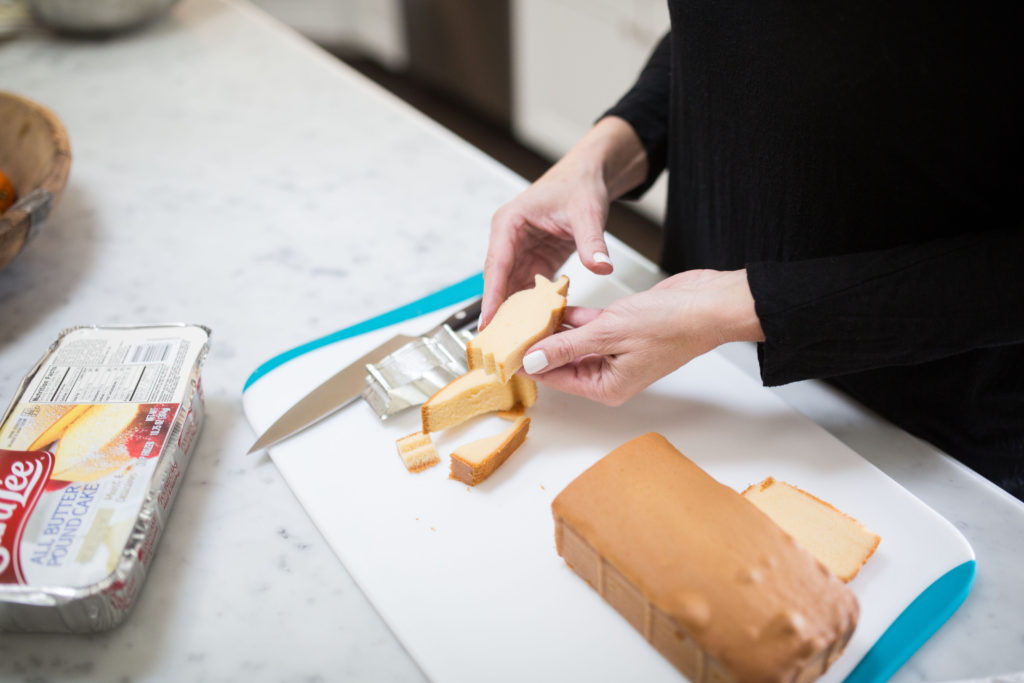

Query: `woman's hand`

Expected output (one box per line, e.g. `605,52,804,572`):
520,270,765,405
481,117,648,327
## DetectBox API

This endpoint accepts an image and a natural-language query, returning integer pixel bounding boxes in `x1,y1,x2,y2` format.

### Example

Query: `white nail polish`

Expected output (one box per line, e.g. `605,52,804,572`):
593,252,612,266
523,350,549,374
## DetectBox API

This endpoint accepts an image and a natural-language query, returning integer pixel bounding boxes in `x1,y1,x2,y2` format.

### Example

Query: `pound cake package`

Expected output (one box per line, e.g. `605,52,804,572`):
0,324,210,632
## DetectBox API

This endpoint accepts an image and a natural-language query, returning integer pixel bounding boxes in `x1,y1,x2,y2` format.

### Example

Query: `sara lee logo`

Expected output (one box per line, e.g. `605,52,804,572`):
0,450,54,584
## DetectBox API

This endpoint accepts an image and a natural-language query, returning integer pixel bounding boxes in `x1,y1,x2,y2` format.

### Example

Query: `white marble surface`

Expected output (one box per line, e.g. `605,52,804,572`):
0,1,1020,681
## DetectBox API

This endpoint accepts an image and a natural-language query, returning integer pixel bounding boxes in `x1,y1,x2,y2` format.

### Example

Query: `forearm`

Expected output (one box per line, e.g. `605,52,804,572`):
748,227,1024,384
542,116,649,201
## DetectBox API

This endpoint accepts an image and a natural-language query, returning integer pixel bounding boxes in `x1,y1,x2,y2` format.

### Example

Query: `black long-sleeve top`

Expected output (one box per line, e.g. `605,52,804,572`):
604,2,1024,498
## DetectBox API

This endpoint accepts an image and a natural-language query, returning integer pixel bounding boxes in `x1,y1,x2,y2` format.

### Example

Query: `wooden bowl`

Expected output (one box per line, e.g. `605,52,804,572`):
0,91,71,272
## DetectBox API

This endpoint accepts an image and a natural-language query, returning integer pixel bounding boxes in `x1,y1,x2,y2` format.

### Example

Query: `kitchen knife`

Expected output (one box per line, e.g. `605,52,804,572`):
247,297,481,454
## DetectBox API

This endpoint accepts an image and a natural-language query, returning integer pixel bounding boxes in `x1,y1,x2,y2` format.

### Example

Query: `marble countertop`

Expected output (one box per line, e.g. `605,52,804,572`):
0,1,1021,680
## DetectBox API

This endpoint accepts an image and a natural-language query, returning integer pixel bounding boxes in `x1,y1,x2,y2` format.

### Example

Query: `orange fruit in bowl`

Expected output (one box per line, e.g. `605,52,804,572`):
0,169,16,214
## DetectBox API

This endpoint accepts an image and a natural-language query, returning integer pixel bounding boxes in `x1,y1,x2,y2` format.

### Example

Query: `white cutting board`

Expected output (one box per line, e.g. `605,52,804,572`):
242,252,974,683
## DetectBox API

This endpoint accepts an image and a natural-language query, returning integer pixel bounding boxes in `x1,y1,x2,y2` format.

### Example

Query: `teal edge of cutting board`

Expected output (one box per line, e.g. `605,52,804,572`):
845,559,975,683
242,271,484,391
242,274,977,683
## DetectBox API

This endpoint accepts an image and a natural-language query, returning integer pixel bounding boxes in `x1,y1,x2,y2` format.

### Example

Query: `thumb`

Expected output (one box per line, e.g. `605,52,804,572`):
569,203,613,275
521,322,614,375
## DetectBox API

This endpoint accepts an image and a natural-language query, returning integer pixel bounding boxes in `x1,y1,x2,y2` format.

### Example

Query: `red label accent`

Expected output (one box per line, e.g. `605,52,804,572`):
157,461,181,511
0,450,54,584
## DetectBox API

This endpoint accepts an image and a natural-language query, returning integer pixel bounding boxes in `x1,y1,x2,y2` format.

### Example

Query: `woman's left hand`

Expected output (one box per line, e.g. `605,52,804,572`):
520,269,765,405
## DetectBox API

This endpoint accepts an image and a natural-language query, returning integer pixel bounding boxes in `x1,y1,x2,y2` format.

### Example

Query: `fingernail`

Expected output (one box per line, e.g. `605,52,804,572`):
522,350,548,374
593,252,612,266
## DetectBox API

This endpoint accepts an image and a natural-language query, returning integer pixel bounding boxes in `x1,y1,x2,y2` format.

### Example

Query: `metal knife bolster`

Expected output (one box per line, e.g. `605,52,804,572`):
247,297,482,453
362,298,481,420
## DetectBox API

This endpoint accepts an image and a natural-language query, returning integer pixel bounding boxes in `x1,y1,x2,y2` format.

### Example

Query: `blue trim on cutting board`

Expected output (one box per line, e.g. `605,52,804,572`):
243,272,484,391
843,559,976,683
244,274,975,682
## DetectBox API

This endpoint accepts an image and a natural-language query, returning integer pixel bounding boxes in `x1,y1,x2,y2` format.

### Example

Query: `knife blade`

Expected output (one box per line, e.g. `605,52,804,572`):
247,297,481,454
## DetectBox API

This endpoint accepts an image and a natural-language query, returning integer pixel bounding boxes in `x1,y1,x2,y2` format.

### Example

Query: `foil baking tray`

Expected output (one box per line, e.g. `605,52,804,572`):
0,323,210,632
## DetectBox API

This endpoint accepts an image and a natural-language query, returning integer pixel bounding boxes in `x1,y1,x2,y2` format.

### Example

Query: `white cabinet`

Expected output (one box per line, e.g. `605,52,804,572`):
512,0,669,221
248,0,407,69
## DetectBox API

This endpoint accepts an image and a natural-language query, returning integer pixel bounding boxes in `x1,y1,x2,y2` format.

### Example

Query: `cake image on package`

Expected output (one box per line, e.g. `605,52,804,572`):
2,402,175,484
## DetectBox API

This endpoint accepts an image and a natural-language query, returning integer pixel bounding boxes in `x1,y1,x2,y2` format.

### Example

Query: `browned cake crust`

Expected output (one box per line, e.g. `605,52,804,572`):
552,433,859,683
449,417,530,486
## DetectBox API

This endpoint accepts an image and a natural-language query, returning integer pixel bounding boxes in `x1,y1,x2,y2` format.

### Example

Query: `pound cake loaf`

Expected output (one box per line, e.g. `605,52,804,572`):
467,273,569,383
552,433,859,682
742,477,880,582
449,417,530,486
421,368,536,433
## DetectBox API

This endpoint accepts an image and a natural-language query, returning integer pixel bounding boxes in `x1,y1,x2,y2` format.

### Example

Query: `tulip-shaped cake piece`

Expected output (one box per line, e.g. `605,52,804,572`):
467,274,569,383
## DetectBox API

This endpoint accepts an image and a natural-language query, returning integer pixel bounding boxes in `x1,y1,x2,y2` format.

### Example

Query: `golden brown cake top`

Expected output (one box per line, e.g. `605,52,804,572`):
552,433,859,682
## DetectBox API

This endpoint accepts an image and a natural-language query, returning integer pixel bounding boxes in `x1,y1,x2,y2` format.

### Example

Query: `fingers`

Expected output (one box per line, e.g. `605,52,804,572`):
529,357,634,407
561,306,601,329
481,210,520,328
522,318,618,377
568,201,613,275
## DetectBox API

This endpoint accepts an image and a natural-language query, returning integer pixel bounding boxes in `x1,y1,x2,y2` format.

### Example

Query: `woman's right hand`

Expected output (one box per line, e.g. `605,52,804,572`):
480,116,649,327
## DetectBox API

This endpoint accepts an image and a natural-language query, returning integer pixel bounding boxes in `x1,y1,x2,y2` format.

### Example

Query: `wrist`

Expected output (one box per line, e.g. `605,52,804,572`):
718,269,765,343
556,116,648,200
694,269,765,346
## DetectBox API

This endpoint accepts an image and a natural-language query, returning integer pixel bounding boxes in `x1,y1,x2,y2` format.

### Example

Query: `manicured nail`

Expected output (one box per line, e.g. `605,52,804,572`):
593,252,612,266
523,350,548,374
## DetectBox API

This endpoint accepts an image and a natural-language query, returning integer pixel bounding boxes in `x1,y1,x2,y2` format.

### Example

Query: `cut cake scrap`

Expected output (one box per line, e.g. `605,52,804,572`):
742,477,880,582
467,273,569,383
395,431,440,473
552,433,859,683
449,416,530,486
421,368,536,433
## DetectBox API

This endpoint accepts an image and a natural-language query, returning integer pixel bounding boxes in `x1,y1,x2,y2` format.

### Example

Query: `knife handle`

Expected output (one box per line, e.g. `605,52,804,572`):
441,297,482,332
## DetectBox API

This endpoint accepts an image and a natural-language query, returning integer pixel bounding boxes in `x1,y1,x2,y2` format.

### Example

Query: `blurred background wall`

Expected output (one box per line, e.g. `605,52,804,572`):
250,0,669,259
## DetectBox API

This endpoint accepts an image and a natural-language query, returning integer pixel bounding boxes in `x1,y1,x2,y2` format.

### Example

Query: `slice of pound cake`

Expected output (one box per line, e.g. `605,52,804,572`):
742,477,880,582
552,433,859,682
449,417,530,486
421,369,537,433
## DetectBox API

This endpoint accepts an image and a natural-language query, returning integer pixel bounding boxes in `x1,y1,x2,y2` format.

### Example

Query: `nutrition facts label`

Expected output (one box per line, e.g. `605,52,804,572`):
30,364,172,404
24,327,203,406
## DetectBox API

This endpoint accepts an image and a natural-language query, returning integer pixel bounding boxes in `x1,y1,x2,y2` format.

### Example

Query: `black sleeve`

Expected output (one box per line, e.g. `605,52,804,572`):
602,32,671,199
747,226,1024,385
